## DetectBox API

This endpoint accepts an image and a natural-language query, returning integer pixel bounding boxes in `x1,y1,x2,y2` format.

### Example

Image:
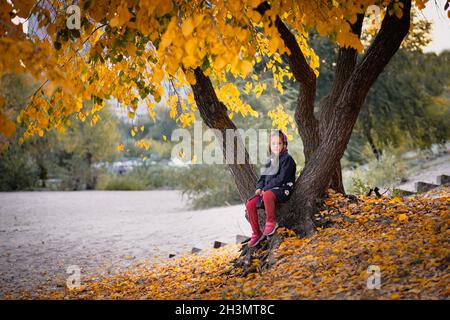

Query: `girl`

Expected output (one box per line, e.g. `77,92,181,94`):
245,130,296,247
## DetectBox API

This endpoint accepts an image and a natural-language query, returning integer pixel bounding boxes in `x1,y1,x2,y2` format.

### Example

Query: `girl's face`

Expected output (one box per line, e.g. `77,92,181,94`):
270,135,284,155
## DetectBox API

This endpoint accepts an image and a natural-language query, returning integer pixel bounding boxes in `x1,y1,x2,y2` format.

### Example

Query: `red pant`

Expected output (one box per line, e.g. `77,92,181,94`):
245,190,277,236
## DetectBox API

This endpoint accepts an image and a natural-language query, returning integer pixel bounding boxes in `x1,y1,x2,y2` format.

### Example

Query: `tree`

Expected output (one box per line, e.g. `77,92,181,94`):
0,73,42,190
0,0,433,238
355,49,450,159
55,104,121,190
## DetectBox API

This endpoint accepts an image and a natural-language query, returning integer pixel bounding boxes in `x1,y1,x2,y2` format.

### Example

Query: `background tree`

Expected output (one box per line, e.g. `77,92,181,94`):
0,73,42,190
54,104,121,190
355,50,450,160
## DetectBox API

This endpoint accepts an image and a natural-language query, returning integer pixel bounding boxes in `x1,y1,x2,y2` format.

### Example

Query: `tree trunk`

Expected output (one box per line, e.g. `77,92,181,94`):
329,162,345,194
366,129,382,161
85,152,97,190
361,108,383,160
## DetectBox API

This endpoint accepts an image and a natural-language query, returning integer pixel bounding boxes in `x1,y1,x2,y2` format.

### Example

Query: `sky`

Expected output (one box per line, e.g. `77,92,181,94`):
419,2,450,53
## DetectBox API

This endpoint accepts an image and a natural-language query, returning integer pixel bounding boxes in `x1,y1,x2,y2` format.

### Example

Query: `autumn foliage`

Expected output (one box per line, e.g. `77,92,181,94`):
0,0,439,143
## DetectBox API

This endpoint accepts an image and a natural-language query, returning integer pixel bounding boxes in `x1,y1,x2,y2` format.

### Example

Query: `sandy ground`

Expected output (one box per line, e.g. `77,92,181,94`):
0,190,249,297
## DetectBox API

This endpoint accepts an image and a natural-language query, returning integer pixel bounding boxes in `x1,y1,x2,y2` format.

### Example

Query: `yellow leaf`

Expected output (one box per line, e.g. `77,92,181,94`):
214,57,227,71
390,293,400,299
182,55,197,68
239,59,253,77
184,69,197,85
184,38,198,56
110,4,132,28
236,28,248,42
182,18,194,37
0,111,16,138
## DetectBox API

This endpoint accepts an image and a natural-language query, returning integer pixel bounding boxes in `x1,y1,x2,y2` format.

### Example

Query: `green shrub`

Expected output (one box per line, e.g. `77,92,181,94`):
133,165,181,189
0,149,38,191
349,176,371,195
96,173,147,190
96,165,181,191
344,150,407,195
177,164,242,209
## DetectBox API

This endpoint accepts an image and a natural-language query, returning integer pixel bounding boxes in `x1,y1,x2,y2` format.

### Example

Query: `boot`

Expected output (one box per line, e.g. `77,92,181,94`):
262,191,278,236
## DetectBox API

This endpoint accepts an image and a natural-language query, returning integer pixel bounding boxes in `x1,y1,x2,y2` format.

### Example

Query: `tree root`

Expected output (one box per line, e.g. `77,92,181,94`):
228,231,283,277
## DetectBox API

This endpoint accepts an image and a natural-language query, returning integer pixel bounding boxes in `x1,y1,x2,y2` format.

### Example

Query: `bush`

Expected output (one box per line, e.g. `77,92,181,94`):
133,165,181,189
0,147,38,191
96,165,181,191
177,164,242,209
344,150,407,195
96,173,147,190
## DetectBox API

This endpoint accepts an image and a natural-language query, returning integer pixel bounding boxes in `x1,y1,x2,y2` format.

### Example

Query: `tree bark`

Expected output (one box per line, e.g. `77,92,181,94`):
256,0,411,232
329,162,345,194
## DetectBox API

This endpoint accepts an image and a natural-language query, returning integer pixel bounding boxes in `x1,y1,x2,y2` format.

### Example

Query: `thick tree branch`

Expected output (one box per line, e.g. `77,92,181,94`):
190,67,258,201
255,1,319,162
348,0,412,107
318,13,365,193
255,2,316,85
299,0,412,201
318,13,365,127
294,81,319,162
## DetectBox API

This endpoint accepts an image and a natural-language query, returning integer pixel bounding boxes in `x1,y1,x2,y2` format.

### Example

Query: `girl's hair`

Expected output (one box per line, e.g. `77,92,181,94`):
268,130,288,154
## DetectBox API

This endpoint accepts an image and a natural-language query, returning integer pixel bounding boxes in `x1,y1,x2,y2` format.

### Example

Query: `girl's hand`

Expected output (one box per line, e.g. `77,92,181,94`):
255,189,262,196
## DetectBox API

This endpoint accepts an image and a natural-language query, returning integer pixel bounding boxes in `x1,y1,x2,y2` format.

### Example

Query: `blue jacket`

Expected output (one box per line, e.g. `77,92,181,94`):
256,152,296,202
